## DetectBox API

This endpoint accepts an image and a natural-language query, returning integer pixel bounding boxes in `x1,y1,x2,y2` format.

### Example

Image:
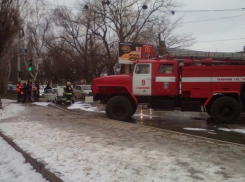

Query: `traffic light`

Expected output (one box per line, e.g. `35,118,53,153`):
28,59,33,71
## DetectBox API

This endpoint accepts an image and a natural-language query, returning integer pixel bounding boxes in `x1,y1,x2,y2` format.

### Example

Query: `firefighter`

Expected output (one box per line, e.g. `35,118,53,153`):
65,82,73,105
27,81,32,102
33,82,39,102
16,81,22,103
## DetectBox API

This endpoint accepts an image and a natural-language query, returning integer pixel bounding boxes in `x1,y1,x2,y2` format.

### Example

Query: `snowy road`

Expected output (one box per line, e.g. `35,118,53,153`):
1,100,245,182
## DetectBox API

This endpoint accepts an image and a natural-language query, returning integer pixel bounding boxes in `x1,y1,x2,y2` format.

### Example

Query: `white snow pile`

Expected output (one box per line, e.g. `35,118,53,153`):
218,128,245,134
0,99,26,121
32,102,50,107
67,102,98,112
0,137,48,182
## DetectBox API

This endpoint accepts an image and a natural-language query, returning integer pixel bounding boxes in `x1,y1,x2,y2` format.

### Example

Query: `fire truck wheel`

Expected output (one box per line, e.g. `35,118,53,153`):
241,82,245,111
106,96,133,121
211,96,240,124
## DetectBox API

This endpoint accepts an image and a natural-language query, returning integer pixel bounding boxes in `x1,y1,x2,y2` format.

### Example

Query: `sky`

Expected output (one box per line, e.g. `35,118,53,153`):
51,0,245,53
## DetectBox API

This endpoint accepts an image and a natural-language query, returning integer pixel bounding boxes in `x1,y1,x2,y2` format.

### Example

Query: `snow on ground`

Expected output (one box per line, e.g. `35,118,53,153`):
1,100,245,181
1,121,241,182
67,102,98,112
0,99,26,121
32,102,51,107
218,128,245,134
0,137,49,182
183,127,214,132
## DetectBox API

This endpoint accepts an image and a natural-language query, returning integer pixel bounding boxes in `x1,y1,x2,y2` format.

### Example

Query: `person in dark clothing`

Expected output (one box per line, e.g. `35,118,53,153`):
22,83,28,103
33,82,39,102
44,84,52,93
65,82,73,105
16,82,22,103
27,81,32,102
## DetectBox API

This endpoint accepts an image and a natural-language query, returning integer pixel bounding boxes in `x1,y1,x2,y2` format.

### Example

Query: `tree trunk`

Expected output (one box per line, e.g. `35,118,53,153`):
0,94,2,109
0,55,11,108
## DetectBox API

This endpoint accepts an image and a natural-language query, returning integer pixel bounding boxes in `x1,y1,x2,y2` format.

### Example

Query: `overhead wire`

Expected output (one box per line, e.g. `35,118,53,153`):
27,1,245,13
183,13,245,24
25,1,245,45
196,38,245,43
174,8,245,13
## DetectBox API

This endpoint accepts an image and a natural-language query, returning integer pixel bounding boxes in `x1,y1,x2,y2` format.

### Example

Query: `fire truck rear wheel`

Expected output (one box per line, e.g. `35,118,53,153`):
211,96,240,124
106,96,133,121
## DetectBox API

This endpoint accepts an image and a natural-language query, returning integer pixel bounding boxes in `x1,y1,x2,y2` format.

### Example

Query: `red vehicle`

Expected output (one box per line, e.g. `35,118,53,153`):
92,52,245,123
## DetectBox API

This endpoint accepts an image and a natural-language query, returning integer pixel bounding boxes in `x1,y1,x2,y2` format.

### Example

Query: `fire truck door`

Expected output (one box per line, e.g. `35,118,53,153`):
133,63,152,96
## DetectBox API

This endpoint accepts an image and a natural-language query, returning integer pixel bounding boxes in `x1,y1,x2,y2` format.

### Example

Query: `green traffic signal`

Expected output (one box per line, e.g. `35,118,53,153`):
28,59,33,72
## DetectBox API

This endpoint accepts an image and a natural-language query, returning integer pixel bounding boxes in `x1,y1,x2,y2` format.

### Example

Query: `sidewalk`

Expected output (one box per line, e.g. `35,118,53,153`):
0,100,245,182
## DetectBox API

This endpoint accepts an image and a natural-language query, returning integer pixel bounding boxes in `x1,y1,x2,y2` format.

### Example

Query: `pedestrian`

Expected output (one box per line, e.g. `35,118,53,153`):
16,81,22,103
44,83,52,93
33,82,39,102
27,81,32,102
22,83,28,103
65,82,73,105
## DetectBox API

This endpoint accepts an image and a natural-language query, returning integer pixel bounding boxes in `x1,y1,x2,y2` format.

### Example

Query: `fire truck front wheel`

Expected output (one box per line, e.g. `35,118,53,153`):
106,96,133,121
211,96,240,124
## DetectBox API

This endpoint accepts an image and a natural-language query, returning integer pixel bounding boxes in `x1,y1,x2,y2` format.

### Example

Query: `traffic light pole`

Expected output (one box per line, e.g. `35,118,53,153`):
17,0,21,82
17,39,21,82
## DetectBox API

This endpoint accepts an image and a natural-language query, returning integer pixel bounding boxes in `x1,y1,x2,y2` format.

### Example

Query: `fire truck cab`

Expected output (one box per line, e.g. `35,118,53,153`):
92,55,245,124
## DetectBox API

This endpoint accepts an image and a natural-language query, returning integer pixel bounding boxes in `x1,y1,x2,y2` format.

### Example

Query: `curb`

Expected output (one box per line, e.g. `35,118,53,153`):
0,130,64,182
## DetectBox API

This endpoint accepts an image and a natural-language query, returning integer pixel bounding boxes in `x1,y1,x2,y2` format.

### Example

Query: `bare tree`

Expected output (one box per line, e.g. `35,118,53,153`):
136,16,194,48
42,40,83,84
0,0,22,109
79,0,188,74
46,0,192,83
23,0,52,81
52,7,105,83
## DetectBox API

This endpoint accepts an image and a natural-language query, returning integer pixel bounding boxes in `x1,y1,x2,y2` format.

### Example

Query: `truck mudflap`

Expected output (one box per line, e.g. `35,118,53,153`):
241,82,245,111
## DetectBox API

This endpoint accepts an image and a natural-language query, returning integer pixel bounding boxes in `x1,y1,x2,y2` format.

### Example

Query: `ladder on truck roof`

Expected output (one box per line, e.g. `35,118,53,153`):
168,49,245,61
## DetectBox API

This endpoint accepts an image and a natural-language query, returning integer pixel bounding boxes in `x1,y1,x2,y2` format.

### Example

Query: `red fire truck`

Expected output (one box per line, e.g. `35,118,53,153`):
92,50,245,123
